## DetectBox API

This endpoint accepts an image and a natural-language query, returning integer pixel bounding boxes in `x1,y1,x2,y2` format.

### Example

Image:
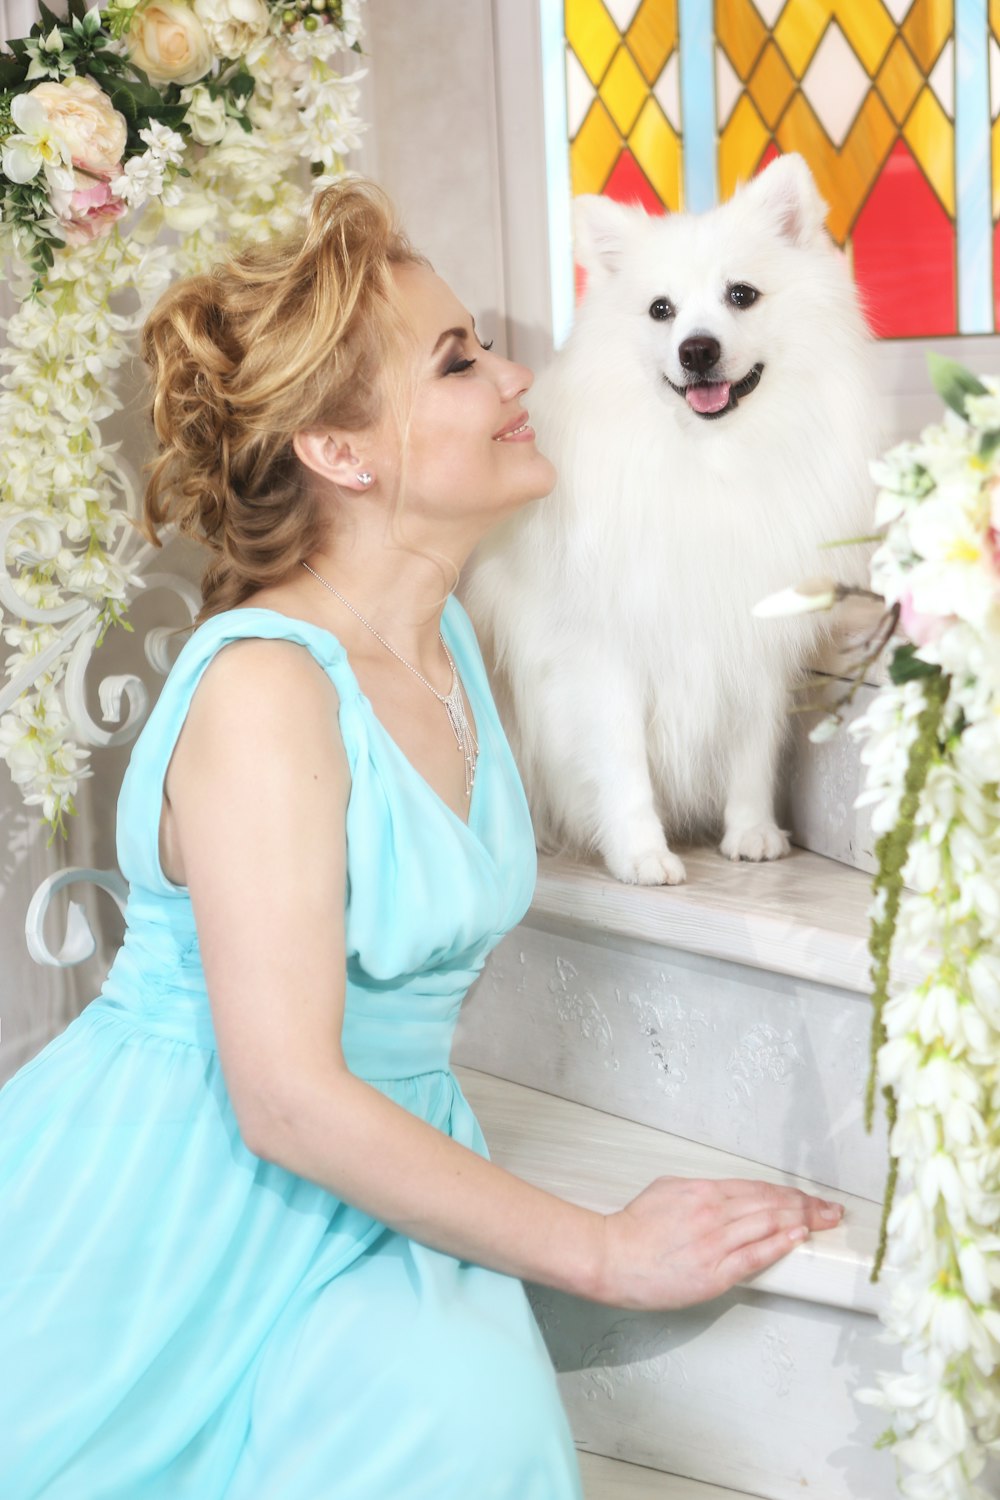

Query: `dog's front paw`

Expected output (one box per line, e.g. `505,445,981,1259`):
720,823,791,863
606,847,687,886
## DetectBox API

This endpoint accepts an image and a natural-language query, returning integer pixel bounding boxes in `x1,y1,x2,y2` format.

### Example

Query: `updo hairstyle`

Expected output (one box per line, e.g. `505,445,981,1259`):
139,178,429,625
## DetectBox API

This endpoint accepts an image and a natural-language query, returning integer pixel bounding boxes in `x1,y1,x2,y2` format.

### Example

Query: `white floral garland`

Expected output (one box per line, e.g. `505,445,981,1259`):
758,358,1000,1498
0,0,367,838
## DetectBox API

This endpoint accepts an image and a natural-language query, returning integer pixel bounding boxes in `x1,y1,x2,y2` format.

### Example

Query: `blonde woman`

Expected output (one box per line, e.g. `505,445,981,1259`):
0,181,843,1499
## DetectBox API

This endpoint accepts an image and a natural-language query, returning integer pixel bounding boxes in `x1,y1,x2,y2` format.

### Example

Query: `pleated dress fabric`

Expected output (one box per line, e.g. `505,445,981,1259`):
0,597,584,1500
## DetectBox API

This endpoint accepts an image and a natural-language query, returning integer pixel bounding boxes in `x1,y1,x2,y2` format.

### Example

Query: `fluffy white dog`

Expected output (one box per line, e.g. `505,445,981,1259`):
460,154,881,886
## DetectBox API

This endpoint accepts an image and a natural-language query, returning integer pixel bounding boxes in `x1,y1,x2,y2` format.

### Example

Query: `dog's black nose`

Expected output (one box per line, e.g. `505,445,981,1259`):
678,336,721,375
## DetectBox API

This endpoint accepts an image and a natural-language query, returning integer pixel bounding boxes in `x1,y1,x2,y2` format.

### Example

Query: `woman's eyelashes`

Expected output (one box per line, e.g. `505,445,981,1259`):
444,336,494,375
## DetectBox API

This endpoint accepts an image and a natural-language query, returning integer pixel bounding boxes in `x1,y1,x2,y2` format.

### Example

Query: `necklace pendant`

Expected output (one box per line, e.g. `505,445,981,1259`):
443,677,478,801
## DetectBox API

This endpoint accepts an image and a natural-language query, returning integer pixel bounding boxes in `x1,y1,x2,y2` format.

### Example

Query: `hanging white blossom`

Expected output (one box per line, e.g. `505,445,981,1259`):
1,0,368,839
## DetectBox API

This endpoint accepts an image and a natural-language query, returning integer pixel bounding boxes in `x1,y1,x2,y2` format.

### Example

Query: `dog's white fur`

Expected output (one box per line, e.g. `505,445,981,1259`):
460,155,881,885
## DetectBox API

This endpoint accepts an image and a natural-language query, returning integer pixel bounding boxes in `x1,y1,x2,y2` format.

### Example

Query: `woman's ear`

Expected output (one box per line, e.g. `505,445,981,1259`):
293,430,374,489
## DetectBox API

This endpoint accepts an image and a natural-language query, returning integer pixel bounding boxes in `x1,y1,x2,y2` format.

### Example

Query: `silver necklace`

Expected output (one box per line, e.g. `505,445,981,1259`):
300,560,479,800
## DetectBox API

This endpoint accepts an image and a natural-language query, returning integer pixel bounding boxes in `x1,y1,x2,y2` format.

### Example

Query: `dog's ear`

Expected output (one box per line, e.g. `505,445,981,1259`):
741,153,829,246
572,194,642,278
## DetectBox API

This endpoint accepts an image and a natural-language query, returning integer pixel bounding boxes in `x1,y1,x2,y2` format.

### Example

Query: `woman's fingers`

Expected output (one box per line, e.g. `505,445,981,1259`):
697,1176,845,1230
713,1222,814,1289
714,1205,816,1260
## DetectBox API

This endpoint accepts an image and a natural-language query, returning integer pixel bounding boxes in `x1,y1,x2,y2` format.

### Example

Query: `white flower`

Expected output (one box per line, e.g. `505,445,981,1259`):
179,83,229,145
1,90,74,184
963,379,1000,431
808,713,841,744
752,576,839,618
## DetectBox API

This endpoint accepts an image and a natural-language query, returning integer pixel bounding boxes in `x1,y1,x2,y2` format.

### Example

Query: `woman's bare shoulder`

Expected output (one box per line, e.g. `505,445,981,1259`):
167,633,349,803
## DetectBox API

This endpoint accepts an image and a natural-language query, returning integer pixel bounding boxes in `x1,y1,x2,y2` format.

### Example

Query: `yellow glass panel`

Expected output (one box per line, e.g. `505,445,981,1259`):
626,0,677,85
748,39,797,129
902,0,954,74
992,0,1000,38
566,0,620,87
836,0,895,76
773,0,831,80
876,35,923,124
715,0,768,81
718,93,770,200
570,97,622,195
776,90,894,241
903,86,955,213
629,96,682,208
602,44,649,134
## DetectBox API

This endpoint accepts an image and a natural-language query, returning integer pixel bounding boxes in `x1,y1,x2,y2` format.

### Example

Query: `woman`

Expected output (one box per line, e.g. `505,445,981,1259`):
0,180,843,1499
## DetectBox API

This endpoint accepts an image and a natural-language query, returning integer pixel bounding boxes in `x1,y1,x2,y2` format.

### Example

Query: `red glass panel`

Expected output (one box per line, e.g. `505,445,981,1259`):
850,139,955,337
603,146,664,214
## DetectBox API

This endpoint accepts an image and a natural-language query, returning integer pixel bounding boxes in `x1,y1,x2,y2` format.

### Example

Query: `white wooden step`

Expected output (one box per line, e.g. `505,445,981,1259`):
457,1068,899,1500
455,1067,887,1316
454,848,898,1199
527,847,915,995
578,1451,757,1498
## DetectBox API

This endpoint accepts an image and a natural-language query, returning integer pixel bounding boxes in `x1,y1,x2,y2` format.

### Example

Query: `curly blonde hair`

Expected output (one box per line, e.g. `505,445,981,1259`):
139,178,430,626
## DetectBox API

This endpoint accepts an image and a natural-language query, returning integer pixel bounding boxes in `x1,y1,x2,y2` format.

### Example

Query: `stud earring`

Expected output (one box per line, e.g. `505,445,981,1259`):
356,471,374,486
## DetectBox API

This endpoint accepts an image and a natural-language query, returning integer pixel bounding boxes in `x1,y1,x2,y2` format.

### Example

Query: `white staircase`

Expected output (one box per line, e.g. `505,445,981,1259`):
452,846,905,1500
576,1452,755,1497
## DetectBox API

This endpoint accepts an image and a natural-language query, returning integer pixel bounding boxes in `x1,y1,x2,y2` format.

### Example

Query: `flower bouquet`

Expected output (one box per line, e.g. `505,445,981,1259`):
0,0,366,837
757,354,1000,1498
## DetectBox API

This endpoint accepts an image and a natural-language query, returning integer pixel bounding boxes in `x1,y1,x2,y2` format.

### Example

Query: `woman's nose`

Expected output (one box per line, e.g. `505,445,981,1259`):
500,357,533,399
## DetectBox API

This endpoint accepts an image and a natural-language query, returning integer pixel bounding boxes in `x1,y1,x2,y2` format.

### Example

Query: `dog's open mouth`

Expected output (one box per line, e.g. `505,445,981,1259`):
665,362,764,419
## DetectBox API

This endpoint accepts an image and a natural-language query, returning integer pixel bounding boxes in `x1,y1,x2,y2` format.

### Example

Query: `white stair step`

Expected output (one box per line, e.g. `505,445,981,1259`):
527,847,917,995
453,848,894,1199
578,1451,756,1498
458,1068,899,1500
455,1067,887,1315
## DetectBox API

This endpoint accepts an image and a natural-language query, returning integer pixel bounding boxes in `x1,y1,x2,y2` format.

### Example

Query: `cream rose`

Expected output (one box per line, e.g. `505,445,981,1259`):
193,0,269,59
25,78,127,177
128,2,213,86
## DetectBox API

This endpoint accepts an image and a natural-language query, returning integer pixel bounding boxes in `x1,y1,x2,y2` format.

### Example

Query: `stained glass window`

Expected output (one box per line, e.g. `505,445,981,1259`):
551,0,996,340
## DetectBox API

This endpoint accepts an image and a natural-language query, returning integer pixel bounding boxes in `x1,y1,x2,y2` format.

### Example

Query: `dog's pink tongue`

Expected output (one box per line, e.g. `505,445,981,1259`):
686,382,731,414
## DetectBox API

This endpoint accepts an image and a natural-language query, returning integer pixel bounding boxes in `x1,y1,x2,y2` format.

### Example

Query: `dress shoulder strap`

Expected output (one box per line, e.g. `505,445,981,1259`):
115,607,365,897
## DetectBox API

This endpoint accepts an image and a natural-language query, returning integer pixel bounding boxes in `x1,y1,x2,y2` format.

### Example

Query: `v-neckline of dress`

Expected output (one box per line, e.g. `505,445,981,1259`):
219,603,486,839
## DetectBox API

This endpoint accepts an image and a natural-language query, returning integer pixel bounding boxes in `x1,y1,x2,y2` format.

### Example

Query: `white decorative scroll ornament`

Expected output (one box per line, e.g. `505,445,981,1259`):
26,865,129,966
0,0,368,960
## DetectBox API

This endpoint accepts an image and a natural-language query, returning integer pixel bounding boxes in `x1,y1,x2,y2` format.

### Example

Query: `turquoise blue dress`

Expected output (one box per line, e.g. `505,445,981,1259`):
0,598,584,1500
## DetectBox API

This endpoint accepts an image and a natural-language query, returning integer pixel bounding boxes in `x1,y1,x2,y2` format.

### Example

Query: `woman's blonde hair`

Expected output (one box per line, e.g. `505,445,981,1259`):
139,178,430,626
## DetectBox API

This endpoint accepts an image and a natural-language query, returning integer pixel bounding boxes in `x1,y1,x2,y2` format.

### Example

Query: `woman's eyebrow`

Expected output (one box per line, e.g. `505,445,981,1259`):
431,317,478,354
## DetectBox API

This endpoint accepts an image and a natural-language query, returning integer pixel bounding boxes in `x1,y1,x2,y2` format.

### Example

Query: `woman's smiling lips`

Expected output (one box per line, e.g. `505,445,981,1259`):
492,410,535,441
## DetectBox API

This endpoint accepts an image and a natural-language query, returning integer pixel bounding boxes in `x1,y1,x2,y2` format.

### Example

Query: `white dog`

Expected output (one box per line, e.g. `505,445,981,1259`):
460,154,881,886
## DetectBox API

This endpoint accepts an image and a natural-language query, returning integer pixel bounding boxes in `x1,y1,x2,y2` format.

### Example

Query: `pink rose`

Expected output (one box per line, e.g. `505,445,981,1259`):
987,476,1000,575
50,168,127,245
899,591,947,647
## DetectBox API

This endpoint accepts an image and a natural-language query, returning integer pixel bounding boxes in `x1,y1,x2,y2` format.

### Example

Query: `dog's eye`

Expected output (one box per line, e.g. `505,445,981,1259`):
649,298,674,321
728,283,759,309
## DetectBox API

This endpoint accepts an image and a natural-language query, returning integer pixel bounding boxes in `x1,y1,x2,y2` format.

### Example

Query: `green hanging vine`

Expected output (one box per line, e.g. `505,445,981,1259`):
865,663,950,1281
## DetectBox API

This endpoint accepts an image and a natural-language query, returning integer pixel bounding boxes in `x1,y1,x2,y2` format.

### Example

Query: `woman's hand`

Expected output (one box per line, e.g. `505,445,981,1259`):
593,1174,844,1310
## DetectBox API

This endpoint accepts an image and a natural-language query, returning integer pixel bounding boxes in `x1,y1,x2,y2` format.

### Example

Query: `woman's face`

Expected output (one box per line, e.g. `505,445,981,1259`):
379,261,557,530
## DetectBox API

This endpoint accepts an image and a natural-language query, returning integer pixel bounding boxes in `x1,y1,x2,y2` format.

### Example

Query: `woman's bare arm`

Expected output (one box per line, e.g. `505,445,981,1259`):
166,639,842,1311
